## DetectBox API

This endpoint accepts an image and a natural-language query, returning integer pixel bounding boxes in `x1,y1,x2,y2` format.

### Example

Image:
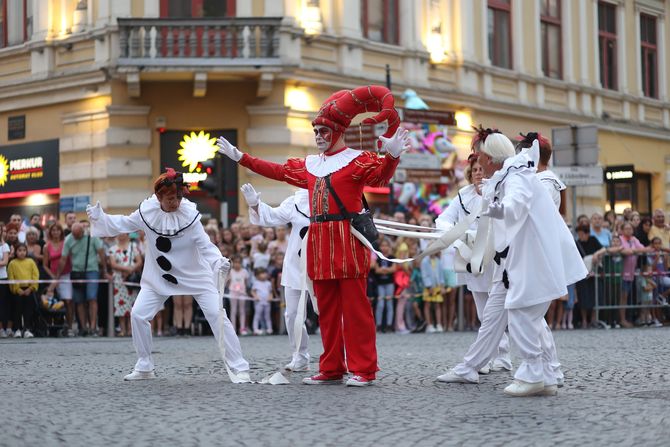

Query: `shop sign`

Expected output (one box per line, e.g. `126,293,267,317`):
8,115,25,140
399,108,456,125
552,166,604,186
604,165,635,183
0,140,59,195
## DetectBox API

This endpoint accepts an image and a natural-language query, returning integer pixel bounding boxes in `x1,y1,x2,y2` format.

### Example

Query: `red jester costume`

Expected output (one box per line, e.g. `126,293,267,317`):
217,85,408,386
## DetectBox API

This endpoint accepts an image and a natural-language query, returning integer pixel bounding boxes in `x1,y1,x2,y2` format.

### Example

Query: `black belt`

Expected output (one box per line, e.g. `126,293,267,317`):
310,213,348,224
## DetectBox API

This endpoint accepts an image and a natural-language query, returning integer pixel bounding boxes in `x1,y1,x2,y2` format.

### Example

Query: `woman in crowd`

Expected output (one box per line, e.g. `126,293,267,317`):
109,233,143,337
42,223,74,336
574,225,605,329
5,223,20,259
173,295,193,336
635,217,652,247
0,223,13,338
618,222,649,328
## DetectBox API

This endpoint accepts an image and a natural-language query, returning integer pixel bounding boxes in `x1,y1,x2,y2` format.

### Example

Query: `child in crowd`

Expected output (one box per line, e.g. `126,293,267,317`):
409,258,426,332
228,255,250,335
7,243,39,338
252,241,271,270
636,262,658,326
394,243,411,335
374,238,396,332
251,267,273,335
421,251,445,333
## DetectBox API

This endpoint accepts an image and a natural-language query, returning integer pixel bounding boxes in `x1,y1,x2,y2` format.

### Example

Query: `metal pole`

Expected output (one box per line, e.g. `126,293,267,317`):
571,125,578,229
385,63,395,214
457,285,464,332
107,278,114,337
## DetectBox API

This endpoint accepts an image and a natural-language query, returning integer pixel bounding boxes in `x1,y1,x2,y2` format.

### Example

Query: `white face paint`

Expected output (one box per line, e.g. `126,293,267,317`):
313,125,334,152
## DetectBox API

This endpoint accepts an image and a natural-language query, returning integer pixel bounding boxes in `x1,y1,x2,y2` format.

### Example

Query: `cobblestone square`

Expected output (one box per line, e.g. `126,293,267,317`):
2,328,670,446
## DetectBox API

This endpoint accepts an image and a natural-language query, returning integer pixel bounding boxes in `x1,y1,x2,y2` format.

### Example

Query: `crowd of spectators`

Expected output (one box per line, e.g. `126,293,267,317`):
1,202,669,339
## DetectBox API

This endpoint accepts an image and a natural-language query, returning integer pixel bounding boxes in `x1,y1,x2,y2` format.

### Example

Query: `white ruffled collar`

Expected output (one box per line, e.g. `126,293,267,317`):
305,148,363,178
482,149,538,202
138,195,201,237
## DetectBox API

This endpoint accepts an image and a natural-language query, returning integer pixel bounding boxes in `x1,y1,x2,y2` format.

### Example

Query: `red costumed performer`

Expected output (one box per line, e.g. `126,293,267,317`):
217,85,409,386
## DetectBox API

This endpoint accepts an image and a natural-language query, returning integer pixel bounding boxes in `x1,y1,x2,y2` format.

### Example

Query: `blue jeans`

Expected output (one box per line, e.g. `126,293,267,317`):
375,283,395,327
72,271,100,304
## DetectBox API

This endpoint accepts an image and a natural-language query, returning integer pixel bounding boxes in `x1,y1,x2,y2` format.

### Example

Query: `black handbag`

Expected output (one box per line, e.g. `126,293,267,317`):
324,175,380,247
70,235,90,291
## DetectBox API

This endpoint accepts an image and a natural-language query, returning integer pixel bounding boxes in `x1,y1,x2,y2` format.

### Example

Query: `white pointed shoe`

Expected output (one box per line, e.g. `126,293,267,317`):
503,380,545,397
284,358,310,372
490,359,513,372
479,364,491,375
437,371,479,384
539,384,558,396
232,371,252,383
123,370,157,381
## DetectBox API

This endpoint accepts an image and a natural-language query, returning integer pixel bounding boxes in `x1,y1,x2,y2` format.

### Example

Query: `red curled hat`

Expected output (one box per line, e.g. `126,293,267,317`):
312,85,400,140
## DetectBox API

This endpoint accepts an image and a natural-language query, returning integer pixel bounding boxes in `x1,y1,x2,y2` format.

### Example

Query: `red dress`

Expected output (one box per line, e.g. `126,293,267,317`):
239,148,399,380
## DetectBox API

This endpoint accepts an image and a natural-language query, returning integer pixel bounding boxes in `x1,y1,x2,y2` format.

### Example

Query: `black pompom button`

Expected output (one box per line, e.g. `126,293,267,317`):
156,256,172,271
162,273,178,285
156,237,171,253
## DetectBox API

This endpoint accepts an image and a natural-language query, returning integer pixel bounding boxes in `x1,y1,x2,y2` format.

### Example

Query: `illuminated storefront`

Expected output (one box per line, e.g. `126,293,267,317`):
604,165,652,215
159,129,239,225
0,140,60,222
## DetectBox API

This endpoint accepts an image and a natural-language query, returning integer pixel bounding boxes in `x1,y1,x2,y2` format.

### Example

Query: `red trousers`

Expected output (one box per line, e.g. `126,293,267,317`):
313,277,378,380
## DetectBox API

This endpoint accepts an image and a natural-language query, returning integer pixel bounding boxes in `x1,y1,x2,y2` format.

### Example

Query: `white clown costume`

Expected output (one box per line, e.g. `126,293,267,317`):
435,183,512,377
87,195,250,380
536,169,566,210
482,141,587,396
244,185,312,371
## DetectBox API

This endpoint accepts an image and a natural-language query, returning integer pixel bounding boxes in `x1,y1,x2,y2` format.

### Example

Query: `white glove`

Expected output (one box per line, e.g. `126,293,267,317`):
86,201,102,221
482,201,505,220
379,127,410,158
240,183,261,207
216,136,243,162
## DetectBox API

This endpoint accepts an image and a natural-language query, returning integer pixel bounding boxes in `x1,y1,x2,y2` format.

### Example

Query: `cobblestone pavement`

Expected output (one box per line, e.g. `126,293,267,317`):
2,327,670,446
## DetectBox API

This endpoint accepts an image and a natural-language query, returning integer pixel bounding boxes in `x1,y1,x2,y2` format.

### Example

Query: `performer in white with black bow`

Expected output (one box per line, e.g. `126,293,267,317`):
479,134,587,396
86,169,250,382
435,143,512,384
240,183,312,372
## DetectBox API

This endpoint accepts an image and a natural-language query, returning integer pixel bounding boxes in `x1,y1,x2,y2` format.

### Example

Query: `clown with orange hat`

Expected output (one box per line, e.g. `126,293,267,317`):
217,85,409,387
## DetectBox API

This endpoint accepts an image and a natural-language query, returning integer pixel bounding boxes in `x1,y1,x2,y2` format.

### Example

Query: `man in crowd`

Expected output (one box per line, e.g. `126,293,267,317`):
590,212,612,248
57,222,109,336
649,209,670,248
9,214,27,243
64,211,77,236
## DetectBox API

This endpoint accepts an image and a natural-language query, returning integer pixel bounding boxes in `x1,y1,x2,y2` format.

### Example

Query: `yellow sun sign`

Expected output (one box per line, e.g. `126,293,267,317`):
0,155,8,187
177,131,218,172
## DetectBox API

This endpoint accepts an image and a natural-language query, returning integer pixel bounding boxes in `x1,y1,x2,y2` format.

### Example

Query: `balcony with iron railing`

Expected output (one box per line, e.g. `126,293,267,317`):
117,17,284,68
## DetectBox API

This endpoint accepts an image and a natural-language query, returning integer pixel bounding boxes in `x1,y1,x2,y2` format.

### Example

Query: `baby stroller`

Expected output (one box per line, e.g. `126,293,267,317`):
33,287,67,337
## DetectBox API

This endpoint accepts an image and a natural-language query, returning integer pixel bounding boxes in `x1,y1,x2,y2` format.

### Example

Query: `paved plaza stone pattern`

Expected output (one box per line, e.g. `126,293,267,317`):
2,328,670,446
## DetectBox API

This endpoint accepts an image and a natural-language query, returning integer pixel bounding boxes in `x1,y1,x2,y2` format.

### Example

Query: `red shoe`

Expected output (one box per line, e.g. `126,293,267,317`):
302,373,343,385
345,375,374,387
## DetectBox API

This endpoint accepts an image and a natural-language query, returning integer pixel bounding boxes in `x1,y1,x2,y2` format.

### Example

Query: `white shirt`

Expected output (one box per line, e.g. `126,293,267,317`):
0,242,10,279
482,149,587,309
435,184,493,292
536,169,566,209
248,190,310,290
